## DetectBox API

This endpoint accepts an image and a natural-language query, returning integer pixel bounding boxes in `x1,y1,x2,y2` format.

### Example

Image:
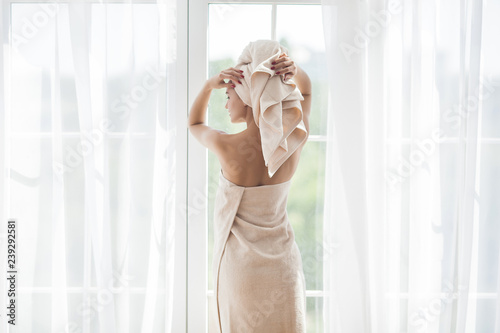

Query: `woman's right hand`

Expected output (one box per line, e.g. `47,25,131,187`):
206,67,245,90
272,53,297,81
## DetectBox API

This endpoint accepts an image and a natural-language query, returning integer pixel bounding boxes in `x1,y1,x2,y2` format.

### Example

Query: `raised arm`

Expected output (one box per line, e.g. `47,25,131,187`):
187,67,243,155
293,66,311,134
294,65,312,96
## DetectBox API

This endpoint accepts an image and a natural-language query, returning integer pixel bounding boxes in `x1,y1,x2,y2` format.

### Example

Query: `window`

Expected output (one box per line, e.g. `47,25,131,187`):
187,1,328,331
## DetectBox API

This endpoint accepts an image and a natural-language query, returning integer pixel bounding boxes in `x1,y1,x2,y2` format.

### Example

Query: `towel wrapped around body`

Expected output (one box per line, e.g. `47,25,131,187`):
211,169,307,332
234,40,308,178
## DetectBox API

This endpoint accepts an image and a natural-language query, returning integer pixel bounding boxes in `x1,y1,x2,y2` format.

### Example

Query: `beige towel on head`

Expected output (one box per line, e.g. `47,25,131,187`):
234,40,308,178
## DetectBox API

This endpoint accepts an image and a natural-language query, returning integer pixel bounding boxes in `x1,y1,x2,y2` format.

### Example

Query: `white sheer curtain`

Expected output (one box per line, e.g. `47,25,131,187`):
1,1,178,332
322,0,499,332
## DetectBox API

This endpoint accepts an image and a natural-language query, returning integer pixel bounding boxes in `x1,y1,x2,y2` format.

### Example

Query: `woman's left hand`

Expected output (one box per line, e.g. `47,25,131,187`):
272,53,297,81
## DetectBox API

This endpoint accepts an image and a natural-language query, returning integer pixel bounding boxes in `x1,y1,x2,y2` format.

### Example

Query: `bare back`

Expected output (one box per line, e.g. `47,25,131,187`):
217,132,305,187
217,70,311,187
218,102,310,187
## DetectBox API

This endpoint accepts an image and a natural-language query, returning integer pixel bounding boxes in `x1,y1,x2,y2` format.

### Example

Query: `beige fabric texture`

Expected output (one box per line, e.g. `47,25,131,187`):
233,40,308,178
211,169,307,333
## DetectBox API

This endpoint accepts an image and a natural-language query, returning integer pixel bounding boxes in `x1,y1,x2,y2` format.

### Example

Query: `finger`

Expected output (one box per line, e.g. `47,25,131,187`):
228,67,244,73
231,69,245,80
222,69,245,81
277,65,295,75
281,72,294,81
219,71,243,84
224,68,244,77
273,60,294,72
272,56,290,66
272,58,286,66
275,67,296,78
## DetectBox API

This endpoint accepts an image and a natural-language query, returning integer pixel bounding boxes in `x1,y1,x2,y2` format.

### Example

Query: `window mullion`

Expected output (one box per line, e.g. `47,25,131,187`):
271,3,277,40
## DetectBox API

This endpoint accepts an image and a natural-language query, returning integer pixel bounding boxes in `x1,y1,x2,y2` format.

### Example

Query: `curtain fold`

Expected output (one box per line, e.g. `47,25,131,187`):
2,1,177,332
322,0,498,331
52,4,69,330
68,4,117,331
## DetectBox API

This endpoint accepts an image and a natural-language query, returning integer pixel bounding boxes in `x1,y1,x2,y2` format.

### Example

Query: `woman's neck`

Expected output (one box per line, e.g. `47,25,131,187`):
244,107,259,132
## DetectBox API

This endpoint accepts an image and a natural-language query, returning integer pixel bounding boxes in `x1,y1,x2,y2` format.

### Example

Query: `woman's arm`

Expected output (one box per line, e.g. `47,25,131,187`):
272,54,311,95
187,82,217,127
294,66,312,96
187,67,243,127
187,68,243,154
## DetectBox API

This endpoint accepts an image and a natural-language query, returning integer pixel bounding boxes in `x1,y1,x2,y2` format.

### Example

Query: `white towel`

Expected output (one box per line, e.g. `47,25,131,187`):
234,40,308,178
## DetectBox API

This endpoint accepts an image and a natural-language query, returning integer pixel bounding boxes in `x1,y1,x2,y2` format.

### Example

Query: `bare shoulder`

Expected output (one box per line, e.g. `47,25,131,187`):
188,123,230,156
216,131,260,159
217,129,308,186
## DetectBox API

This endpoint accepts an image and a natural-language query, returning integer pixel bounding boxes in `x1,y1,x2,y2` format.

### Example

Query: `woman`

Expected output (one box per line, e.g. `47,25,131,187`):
188,40,311,333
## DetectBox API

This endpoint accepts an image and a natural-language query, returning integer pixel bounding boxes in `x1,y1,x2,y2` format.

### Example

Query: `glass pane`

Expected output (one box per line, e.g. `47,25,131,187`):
288,141,326,291
10,137,54,287
207,294,216,333
11,4,162,133
306,297,323,333
106,4,164,133
11,4,58,133
276,4,328,136
435,4,461,139
207,150,221,291
480,0,500,138
477,143,500,293
18,293,51,331
208,4,272,61
475,299,497,332
435,1,500,140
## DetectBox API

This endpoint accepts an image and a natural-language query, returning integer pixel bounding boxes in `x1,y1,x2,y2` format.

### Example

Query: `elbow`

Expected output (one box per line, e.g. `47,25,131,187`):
188,122,203,128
